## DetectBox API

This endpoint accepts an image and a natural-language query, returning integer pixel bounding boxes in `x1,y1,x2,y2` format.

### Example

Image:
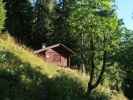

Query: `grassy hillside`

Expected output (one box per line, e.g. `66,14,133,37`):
0,34,127,100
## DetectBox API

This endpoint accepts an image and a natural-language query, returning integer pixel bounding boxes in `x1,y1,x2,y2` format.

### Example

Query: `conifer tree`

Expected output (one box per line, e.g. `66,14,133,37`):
30,0,56,48
3,0,33,42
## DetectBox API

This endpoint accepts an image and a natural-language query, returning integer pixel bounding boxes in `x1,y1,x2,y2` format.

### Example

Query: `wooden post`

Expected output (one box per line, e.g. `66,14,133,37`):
68,56,71,67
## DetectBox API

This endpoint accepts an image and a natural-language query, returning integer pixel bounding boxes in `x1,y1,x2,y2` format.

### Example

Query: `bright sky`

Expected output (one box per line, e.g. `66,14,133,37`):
116,0,133,30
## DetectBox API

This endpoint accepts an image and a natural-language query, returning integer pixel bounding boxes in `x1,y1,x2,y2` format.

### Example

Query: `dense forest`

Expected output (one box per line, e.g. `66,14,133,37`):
0,0,133,100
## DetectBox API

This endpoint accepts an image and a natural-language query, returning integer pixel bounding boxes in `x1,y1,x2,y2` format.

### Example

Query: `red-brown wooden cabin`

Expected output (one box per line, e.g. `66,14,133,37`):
34,43,74,67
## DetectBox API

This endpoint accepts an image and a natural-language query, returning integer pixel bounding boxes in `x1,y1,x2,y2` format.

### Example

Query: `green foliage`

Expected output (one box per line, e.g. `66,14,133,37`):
68,0,120,94
102,63,125,91
32,0,56,47
3,0,33,44
68,0,118,66
0,0,6,32
47,0,79,52
114,28,133,99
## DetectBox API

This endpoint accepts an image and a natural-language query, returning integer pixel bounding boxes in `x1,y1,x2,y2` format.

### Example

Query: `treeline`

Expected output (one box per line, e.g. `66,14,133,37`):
0,0,133,99
3,0,77,50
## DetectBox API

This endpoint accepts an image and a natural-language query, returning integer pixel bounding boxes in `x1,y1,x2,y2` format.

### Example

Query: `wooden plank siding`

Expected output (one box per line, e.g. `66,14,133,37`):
38,48,69,67
35,43,74,67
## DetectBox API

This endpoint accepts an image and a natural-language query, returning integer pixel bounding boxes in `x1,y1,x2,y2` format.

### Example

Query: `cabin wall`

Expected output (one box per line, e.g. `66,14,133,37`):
39,49,69,67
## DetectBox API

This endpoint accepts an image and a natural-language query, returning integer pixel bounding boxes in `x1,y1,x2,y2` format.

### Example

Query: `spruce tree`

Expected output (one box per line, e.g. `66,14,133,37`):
3,0,33,43
48,0,78,49
32,0,56,48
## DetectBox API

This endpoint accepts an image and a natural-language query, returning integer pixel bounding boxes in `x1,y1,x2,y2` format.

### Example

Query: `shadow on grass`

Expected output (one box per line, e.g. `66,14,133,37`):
87,91,111,100
0,51,48,100
47,71,86,100
47,71,110,100
0,51,111,100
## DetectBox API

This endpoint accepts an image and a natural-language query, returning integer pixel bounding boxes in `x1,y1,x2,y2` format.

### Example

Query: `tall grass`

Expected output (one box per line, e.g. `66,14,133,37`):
0,34,127,100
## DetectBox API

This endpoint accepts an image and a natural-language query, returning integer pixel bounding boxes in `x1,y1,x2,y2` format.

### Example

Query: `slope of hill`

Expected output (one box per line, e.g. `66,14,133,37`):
0,34,127,100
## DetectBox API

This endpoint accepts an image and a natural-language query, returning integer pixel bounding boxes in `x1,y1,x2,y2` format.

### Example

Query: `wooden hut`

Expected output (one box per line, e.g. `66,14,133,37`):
34,43,74,67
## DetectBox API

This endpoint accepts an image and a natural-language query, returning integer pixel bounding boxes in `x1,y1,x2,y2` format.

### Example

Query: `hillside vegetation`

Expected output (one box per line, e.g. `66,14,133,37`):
0,34,127,100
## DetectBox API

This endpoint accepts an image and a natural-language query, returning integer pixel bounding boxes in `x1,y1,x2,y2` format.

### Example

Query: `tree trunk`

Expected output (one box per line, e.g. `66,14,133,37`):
87,34,107,96
87,36,95,95
93,50,107,88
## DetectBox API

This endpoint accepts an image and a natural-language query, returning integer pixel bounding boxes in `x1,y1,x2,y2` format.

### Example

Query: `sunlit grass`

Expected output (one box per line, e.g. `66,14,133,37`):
0,34,88,82
0,34,127,100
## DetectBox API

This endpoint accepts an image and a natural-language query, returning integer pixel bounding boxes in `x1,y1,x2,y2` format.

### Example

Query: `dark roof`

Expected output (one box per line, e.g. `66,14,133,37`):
34,43,74,54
